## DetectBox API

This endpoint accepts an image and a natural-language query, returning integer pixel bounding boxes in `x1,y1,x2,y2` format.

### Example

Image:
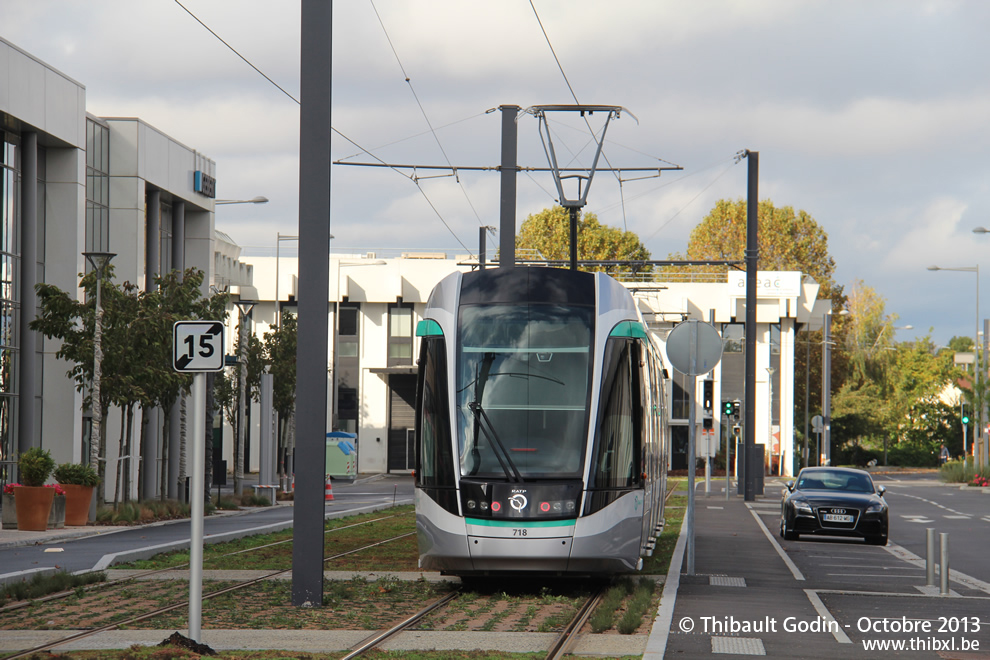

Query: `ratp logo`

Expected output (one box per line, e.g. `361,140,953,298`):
508,493,528,512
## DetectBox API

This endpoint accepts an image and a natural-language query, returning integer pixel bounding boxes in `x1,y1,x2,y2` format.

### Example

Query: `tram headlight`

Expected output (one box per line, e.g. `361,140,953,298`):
466,500,477,510
565,501,575,511
481,501,491,511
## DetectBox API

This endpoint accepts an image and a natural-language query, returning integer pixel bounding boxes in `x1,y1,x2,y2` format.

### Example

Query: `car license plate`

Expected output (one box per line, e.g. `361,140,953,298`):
823,513,853,523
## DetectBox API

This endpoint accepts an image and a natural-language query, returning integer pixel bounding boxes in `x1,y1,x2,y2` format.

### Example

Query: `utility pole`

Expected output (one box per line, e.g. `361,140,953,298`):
498,105,519,269
743,150,759,501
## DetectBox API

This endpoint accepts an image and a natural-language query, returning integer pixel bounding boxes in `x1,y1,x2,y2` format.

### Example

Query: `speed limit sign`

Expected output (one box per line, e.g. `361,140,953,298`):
173,321,225,372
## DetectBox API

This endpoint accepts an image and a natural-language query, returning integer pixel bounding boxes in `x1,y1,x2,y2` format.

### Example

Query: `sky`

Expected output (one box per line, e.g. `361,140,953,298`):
5,0,990,348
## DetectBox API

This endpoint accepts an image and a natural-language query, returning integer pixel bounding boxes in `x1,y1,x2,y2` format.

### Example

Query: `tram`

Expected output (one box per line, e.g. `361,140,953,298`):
413,266,669,576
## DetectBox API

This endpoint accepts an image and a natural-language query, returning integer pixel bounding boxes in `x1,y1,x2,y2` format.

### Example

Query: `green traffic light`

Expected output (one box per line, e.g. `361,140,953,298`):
963,416,970,424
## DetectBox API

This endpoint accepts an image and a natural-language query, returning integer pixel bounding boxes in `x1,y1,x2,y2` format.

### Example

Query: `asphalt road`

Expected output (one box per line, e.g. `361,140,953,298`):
0,474,414,581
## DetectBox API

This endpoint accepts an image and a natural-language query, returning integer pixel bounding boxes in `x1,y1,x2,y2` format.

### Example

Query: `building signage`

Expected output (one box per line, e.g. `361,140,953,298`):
194,170,216,199
727,271,802,298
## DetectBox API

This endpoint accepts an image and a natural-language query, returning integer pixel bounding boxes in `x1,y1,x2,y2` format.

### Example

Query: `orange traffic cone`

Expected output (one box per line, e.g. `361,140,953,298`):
324,476,334,501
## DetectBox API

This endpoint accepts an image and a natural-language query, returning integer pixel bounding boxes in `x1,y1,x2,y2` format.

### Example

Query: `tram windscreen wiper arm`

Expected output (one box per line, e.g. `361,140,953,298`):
468,401,524,483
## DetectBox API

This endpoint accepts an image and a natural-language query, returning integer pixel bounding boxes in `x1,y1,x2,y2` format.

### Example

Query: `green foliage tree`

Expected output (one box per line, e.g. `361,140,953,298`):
262,313,298,484
515,206,651,277
31,268,227,502
674,198,847,466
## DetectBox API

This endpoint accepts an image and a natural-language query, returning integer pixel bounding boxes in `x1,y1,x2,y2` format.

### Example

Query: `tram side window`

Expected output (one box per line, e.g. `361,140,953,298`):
416,337,456,496
590,339,642,492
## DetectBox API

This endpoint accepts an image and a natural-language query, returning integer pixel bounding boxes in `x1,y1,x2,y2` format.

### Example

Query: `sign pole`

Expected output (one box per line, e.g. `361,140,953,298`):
665,319,722,577
172,320,224,643
188,372,205,642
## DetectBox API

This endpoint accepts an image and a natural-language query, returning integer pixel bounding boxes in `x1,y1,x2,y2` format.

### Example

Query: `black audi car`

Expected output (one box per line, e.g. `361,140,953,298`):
780,467,888,545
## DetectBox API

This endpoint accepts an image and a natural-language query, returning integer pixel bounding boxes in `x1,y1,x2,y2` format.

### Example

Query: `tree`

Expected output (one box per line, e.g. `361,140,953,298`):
669,198,838,295
675,198,846,467
32,268,227,503
515,206,651,277
263,313,298,486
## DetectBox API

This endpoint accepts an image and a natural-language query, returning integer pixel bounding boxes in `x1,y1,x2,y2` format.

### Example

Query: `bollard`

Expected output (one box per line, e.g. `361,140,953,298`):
939,532,949,596
926,528,936,587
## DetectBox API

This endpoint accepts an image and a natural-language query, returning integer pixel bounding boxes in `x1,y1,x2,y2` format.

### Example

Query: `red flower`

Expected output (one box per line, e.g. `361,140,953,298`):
44,483,66,496
3,483,21,495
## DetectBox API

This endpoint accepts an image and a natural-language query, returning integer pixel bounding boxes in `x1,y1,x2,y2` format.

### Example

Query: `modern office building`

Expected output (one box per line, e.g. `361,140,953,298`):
0,36,227,503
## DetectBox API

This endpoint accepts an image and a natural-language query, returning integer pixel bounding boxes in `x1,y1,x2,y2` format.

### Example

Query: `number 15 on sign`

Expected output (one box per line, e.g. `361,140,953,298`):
173,321,225,373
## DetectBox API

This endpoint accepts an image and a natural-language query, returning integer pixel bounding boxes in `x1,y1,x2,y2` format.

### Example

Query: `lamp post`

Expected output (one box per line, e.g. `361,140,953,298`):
233,299,256,496
928,265,980,463
82,253,116,470
216,196,269,205
83,251,115,517
275,234,298,330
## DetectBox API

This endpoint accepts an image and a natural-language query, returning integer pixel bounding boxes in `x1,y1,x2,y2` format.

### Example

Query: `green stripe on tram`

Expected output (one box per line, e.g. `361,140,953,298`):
466,518,575,528
416,319,443,337
609,320,648,339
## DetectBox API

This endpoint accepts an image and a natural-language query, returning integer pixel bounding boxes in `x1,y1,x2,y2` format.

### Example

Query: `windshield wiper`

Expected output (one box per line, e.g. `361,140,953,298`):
469,401,524,483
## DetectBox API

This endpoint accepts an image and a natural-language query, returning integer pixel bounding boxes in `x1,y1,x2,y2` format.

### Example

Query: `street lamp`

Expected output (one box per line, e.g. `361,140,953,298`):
215,196,269,205
233,299,256,496
83,251,115,516
928,264,980,463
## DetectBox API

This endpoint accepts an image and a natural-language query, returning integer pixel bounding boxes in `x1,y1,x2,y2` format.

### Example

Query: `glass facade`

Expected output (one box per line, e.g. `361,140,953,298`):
0,134,19,484
85,119,109,253
387,304,413,364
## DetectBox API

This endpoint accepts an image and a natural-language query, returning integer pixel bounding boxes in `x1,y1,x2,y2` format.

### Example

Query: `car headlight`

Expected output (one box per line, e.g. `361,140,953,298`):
793,500,813,515
866,502,886,514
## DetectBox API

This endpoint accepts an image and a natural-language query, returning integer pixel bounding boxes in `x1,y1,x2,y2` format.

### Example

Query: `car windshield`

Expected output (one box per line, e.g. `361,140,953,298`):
797,471,874,493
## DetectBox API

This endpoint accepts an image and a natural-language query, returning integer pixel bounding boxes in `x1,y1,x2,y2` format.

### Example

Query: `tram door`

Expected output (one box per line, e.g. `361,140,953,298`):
387,374,416,471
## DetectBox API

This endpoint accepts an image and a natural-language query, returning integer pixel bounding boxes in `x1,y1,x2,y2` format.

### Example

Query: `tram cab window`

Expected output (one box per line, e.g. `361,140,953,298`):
456,304,593,479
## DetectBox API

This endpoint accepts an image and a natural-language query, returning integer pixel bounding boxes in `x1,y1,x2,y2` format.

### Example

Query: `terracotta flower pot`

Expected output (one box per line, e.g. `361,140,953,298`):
13,486,55,531
61,484,94,526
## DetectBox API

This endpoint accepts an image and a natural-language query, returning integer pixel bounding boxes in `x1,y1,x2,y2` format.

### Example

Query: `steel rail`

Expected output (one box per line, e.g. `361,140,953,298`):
339,590,461,660
3,531,415,659
545,586,606,660
0,513,404,615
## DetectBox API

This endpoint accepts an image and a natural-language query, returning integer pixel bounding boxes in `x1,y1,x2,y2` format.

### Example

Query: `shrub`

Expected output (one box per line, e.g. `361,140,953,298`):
18,447,55,487
53,462,100,486
941,460,990,484
215,495,241,510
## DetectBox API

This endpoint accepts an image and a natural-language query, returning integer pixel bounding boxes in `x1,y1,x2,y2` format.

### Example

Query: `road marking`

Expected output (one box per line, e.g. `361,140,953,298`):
747,507,805,581
885,541,990,595
642,507,688,660
804,589,851,644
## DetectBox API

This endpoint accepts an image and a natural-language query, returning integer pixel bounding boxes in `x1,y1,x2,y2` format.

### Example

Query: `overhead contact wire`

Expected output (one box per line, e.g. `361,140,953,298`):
529,1,628,228
370,0,485,250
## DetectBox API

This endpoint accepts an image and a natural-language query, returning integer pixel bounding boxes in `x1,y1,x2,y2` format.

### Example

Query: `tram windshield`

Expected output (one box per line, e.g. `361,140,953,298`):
456,304,593,479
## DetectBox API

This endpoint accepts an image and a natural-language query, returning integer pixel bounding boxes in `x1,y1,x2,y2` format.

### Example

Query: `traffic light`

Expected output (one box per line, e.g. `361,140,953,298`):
962,403,969,425
703,380,714,413
723,400,733,417
733,400,741,418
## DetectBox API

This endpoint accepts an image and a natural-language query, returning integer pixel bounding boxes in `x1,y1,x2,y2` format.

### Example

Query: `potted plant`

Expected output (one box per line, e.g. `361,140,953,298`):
53,463,100,526
13,447,56,531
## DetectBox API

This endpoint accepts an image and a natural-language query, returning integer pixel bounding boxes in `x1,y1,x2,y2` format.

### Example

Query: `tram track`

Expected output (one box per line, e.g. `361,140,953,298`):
337,584,607,660
1,512,415,660
0,512,407,616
